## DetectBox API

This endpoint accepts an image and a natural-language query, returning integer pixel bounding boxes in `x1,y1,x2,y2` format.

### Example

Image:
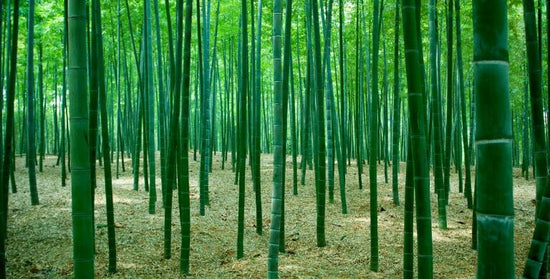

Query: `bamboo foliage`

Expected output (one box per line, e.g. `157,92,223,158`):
0,0,538,277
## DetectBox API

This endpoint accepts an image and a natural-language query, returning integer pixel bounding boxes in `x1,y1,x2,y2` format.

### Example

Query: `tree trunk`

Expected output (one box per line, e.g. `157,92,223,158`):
68,0,94,276
401,0,434,276
27,0,39,205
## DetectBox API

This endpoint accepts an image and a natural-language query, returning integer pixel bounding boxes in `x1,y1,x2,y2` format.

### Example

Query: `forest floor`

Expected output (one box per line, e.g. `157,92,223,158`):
5,152,537,278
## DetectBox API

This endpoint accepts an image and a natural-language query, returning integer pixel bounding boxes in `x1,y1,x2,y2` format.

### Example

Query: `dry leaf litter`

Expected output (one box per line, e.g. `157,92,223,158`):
5,153,536,278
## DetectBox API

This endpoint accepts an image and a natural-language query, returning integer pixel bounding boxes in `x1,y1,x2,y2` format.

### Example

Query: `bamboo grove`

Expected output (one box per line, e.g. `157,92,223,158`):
0,0,546,277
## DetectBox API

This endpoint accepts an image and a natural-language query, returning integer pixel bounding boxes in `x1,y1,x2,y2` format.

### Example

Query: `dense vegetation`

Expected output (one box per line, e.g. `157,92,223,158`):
0,0,545,277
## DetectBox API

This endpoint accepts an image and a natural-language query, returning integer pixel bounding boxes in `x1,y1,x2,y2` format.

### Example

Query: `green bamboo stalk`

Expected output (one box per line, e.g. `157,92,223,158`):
0,0,20,276
442,0,453,215
115,9,126,176
338,0,347,178
132,76,143,192
253,0,263,236
382,28,389,185
454,0,471,208
322,0,335,204
61,17,67,186
278,0,290,250
68,0,94,276
208,1,220,171
401,0,434,276
391,0,401,206
473,1,514,277
523,0,546,222
153,0,167,208
164,0,183,260
236,0,249,259
290,52,299,197
522,0,550,274
195,0,203,163
92,0,116,271
89,1,99,217
27,0,39,205
403,139,413,279
429,0,445,229
547,0,550,175
199,0,212,215
311,0,326,248
268,0,283,275
300,0,313,187
38,44,45,173
354,3,363,191
471,84,478,251
179,0,193,272
522,77,530,179
454,95,463,194
144,0,157,214
0,3,3,164
370,0,382,270
54,67,59,158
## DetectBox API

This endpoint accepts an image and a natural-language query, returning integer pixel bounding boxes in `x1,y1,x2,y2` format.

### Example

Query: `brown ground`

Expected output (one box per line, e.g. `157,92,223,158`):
5,153,536,278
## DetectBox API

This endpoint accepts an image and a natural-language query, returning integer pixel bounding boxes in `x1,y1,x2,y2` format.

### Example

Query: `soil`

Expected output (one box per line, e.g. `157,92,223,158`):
5,153,537,278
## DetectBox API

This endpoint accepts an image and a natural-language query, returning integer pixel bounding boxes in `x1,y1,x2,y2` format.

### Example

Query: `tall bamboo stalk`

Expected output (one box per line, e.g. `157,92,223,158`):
68,0,94,276
27,0,39,205
311,0,326,248
401,0,434,276
0,0,20,276
236,0,249,259
473,0,514,277
144,0,157,214
391,0,401,206
522,0,550,275
370,0,383,270
268,0,283,276
179,0,193,272
92,0,116,271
